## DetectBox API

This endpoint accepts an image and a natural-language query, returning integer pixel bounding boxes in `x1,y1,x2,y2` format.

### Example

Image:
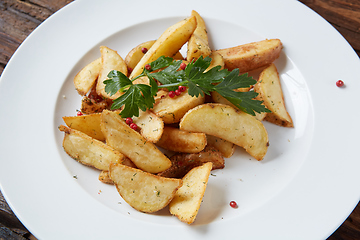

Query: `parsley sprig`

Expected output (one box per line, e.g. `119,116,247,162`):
104,56,270,118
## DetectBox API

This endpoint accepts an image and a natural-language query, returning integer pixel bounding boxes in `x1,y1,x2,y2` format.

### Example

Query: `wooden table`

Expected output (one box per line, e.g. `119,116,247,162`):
0,0,359,239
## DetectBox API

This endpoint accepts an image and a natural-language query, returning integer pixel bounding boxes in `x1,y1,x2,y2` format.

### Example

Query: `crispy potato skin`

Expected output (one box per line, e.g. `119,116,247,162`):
157,146,224,179
215,39,282,72
80,84,112,114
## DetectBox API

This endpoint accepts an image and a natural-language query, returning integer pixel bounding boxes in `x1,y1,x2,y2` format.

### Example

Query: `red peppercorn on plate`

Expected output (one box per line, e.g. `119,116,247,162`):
0,0,360,239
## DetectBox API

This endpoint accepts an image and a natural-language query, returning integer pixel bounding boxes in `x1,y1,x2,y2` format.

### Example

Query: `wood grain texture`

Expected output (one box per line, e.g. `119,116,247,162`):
0,0,359,239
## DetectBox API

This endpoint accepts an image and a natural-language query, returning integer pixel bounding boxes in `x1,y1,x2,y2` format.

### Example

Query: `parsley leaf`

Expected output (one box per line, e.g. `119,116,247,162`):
111,84,154,117
104,70,132,96
104,55,270,118
213,70,271,115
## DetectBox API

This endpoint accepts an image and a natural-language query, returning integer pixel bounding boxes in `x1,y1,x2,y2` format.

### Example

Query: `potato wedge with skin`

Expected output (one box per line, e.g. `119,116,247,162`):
74,57,101,96
187,10,211,62
109,163,182,213
129,16,197,79
125,40,183,72
179,103,269,161
125,40,156,71
206,135,235,158
211,91,266,121
214,39,282,72
96,46,128,99
152,89,205,124
63,113,105,141
156,126,207,153
132,110,164,143
169,162,212,224
254,63,293,127
100,110,171,173
59,125,124,171
158,146,224,179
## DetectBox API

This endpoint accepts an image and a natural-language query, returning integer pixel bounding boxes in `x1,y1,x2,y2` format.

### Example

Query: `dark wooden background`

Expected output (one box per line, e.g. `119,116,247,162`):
0,0,359,239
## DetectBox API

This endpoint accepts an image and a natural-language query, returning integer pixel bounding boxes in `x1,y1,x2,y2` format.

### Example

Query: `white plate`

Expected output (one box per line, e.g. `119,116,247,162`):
1,0,359,239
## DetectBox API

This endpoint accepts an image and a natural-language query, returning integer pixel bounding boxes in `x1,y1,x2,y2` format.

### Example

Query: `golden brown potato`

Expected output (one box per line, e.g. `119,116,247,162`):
129,16,197,79
63,113,105,141
179,103,269,161
99,171,114,184
157,146,224,179
132,110,164,143
169,162,212,224
152,89,205,124
125,40,183,73
187,10,211,62
206,135,235,158
59,125,124,171
254,63,293,127
96,46,128,99
109,163,182,213
156,126,207,153
74,57,101,96
100,110,171,173
125,40,156,72
214,39,282,72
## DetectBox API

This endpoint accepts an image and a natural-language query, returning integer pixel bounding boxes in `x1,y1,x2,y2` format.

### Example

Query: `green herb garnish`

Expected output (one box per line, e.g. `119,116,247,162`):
104,56,270,118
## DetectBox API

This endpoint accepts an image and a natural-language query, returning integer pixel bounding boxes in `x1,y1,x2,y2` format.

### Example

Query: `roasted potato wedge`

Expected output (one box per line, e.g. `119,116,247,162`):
59,125,124,171
158,146,224,179
129,16,196,79
187,10,211,62
132,110,164,143
156,126,207,153
125,40,156,72
96,46,128,99
206,135,235,158
179,103,269,161
63,113,105,141
254,63,293,127
125,40,183,72
169,162,212,224
109,163,182,213
100,110,171,173
215,39,282,72
74,57,101,96
152,89,205,124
